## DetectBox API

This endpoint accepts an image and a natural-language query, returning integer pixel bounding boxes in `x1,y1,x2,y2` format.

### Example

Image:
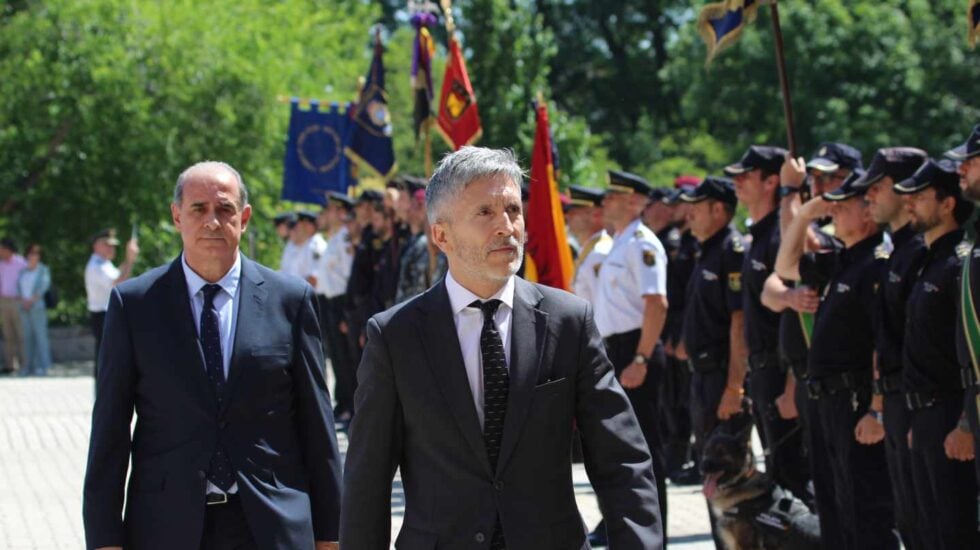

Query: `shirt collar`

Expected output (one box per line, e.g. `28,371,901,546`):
890,223,915,248
701,224,731,251
182,252,242,300
614,218,643,242
445,269,515,316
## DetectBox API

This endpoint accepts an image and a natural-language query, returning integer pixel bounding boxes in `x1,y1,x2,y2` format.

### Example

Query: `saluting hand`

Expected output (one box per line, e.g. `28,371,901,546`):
855,414,885,445
944,428,976,461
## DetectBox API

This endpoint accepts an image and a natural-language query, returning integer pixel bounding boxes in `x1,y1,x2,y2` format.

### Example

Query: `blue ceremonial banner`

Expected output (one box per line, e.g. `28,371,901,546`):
697,0,770,63
345,33,397,180
281,99,352,205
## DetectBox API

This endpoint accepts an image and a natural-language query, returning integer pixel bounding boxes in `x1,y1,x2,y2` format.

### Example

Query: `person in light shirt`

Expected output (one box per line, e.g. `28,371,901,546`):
84,228,138,379
0,238,28,374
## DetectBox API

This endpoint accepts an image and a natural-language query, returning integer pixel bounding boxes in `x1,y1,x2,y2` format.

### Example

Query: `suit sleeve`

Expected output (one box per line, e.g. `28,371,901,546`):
292,286,343,541
575,304,664,550
340,316,403,550
82,288,136,549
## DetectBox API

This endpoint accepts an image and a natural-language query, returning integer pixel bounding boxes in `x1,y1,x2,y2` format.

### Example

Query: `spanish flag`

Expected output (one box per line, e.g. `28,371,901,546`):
970,0,980,48
436,37,483,150
697,0,770,63
526,100,574,291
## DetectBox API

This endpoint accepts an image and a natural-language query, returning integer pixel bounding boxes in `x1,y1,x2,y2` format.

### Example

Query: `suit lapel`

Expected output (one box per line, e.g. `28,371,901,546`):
223,256,266,411
161,258,216,413
419,281,492,476
496,278,548,476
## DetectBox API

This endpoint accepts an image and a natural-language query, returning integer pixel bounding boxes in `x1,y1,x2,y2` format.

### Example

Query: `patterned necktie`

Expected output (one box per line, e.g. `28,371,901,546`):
472,299,508,550
201,283,234,491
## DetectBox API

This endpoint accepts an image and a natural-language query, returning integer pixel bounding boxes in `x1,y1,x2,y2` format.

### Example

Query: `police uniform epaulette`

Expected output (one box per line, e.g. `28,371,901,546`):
874,242,891,260
731,237,744,254
956,241,972,259
634,229,644,239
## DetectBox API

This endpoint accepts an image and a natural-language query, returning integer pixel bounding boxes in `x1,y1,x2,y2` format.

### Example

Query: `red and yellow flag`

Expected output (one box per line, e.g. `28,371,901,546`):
526,100,574,291
436,37,483,150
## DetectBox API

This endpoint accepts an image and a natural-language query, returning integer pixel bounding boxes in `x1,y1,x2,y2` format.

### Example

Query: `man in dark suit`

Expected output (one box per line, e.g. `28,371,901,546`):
341,147,663,549
83,161,342,550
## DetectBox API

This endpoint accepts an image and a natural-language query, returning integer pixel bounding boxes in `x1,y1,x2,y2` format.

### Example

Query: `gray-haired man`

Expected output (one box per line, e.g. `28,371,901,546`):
341,147,663,549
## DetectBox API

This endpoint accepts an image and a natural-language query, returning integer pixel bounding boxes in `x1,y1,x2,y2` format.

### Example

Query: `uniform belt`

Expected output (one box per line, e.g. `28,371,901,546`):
688,354,725,374
806,370,871,399
747,350,780,372
873,372,903,395
205,493,238,506
781,357,807,380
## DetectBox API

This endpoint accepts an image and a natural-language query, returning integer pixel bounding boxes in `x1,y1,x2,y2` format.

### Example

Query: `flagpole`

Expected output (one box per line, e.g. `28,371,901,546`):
769,1,796,156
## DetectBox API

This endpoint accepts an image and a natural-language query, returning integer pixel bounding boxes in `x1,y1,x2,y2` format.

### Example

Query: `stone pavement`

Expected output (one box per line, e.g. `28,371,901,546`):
0,365,714,549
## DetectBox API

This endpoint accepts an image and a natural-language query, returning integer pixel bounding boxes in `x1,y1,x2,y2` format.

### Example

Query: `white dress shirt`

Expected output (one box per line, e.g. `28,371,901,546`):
280,234,327,282
445,270,515,428
313,226,354,298
181,252,242,494
85,254,120,312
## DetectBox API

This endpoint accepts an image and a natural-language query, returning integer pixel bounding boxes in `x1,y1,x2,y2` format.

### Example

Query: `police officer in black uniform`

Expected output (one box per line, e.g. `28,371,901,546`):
893,159,979,548
678,176,747,543
857,147,929,549
344,189,384,378
776,172,898,549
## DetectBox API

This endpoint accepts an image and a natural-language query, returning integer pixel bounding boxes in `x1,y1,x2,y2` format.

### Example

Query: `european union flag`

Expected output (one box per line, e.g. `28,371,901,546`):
697,0,769,63
345,34,397,180
281,100,352,205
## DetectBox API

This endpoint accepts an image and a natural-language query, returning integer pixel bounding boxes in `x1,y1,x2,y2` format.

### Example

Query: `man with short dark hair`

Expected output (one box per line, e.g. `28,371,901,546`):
83,161,342,550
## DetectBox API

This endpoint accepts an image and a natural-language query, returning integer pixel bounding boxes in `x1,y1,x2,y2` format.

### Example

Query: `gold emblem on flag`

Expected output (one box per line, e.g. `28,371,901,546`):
446,80,472,120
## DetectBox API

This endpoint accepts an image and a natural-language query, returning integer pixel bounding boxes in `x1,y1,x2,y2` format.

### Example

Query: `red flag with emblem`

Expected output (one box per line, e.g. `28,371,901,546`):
526,100,574,290
436,37,483,150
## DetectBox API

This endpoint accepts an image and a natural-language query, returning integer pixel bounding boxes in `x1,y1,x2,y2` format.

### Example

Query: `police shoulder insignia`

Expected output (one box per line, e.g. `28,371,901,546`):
874,243,891,260
728,272,742,292
634,229,644,239
642,249,657,266
956,241,972,259
731,237,744,254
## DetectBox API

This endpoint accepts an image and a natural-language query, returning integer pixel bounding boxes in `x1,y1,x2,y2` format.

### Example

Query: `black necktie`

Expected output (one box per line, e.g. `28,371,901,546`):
201,284,234,491
472,299,508,550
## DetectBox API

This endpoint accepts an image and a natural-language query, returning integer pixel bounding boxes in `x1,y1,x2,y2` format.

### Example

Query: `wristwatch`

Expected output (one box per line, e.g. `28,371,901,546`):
778,186,802,198
632,354,648,365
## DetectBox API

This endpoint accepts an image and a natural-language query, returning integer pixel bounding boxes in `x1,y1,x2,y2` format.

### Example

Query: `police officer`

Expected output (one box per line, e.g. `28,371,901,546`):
727,145,812,505
566,185,610,305
893,159,979,547
344,189,384,376
855,147,928,549
315,192,357,424
273,212,296,242
280,210,325,285
948,124,980,524
775,172,897,549
396,179,445,303
590,170,669,544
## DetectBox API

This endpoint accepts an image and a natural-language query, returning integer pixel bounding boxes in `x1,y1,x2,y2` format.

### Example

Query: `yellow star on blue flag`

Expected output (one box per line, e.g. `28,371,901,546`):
697,0,771,63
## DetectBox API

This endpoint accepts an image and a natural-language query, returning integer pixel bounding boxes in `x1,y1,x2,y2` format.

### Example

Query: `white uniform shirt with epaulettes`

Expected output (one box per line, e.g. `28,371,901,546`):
572,229,613,305
280,233,327,283
313,226,354,298
593,218,668,338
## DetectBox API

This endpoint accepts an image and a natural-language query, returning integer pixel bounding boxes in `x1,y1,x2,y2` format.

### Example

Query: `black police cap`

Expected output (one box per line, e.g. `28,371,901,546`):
724,145,788,176
822,169,869,202
606,170,652,195
854,147,927,189
893,159,961,195
325,192,355,210
356,189,384,204
806,142,864,172
296,210,318,224
90,228,120,246
393,174,428,194
648,188,671,202
273,212,297,226
945,124,980,161
567,185,605,208
679,176,737,207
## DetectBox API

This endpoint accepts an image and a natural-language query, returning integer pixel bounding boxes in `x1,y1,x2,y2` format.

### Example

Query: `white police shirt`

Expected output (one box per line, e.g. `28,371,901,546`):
572,230,613,305
280,234,326,282
593,218,668,338
85,254,120,313
312,226,354,298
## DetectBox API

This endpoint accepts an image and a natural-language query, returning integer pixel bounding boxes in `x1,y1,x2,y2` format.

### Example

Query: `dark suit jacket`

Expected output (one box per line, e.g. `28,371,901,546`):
83,256,342,549
341,277,662,549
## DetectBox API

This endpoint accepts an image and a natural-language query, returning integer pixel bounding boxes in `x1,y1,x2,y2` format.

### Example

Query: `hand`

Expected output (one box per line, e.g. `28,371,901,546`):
780,155,807,189
799,196,832,223
786,286,819,313
664,340,675,357
306,275,318,287
908,428,913,449
944,428,976,461
125,238,140,262
855,414,885,445
776,389,799,420
358,333,366,348
674,341,689,361
316,542,340,550
338,320,348,335
716,387,743,420
619,362,648,389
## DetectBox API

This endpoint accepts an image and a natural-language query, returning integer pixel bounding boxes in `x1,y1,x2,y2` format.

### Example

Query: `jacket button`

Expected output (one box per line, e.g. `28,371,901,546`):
493,480,503,491
474,532,485,543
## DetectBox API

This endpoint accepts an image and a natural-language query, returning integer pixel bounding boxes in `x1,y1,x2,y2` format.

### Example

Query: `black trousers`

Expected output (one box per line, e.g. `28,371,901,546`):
199,496,258,550
90,311,106,382
909,392,980,549
319,295,355,417
604,330,668,539
746,358,809,504
882,391,926,550
659,354,693,474
690,364,727,549
815,388,897,550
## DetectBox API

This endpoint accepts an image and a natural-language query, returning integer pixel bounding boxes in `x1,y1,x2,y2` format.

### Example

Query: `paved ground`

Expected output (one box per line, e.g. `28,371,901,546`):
0,363,714,549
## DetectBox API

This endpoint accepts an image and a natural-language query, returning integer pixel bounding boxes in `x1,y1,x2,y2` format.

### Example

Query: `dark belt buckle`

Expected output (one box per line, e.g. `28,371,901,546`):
206,493,228,506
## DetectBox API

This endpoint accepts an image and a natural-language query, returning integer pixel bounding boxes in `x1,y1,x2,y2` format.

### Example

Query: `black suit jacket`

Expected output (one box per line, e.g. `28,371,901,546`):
341,277,662,549
83,256,342,549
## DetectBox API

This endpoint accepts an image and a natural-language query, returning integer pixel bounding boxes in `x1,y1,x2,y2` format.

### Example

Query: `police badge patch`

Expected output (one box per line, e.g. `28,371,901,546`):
642,250,656,266
728,273,742,292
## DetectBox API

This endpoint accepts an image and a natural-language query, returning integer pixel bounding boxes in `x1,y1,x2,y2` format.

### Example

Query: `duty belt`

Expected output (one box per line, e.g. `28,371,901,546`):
873,372,903,396
747,350,781,373
806,370,871,399
905,391,937,411
687,353,726,374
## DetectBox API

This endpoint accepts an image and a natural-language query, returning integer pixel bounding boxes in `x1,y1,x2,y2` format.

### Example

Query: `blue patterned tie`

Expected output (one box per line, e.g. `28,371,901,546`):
472,299,508,550
202,284,234,491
